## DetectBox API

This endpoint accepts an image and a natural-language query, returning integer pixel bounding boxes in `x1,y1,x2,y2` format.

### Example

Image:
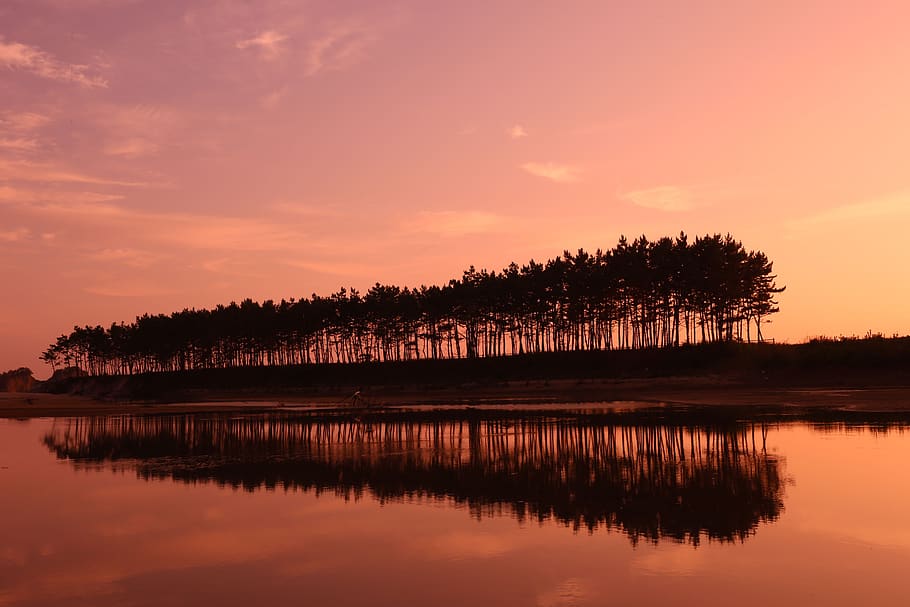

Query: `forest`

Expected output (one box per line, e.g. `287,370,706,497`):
40,233,783,376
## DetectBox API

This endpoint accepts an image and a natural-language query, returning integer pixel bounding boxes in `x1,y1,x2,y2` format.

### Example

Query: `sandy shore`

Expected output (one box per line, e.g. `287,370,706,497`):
3,377,910,418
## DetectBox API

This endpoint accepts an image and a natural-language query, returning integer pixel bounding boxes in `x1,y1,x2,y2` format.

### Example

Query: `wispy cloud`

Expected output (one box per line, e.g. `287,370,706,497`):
0,185,124,205
28,0,143,8
260,87,288,110
0,227,32,242
409,210,509,236
94,104,180,158
283,258,372,277
305,24,378,76
0,111,52,132
236,30,288,61
789,191,910,227
0,112,51,154
520,162,581,183
0,227,53,247
103,138,160,158
0,138,39,152
509,124,528,139
270,201,344,218
26,200,321,253
0,112,50,155
86,247,166,268
0,158,152,187
0,38,107,88
621,186,695,212
99,104,179,132
82,281,177,298
164,217,303,252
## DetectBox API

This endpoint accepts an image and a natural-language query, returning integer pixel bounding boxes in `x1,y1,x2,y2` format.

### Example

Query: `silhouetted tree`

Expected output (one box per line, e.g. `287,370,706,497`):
42,233,784,375
0,367,36,392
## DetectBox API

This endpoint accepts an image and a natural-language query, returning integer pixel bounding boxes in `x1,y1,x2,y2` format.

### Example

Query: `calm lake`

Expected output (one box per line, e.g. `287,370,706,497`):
2,409,910,606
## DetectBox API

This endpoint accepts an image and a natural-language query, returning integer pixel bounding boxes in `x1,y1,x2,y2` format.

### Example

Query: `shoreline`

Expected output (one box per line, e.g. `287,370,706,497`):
4,377,910,418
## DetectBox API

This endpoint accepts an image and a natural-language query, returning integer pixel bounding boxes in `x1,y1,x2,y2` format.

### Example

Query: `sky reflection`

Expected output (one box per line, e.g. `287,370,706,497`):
2,415,910,606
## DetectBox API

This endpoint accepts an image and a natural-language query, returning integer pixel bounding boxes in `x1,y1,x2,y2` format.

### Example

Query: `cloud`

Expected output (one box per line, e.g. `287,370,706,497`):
26,200,320,253
0,138,39,152
270,201,344,218
260,87,287,110
236,30,288,61
788,191,910,227
27,0,143,7
93,104,180,158
82,282,177,298
0,38,107,88
621,186,695,212
97,104,179,133
163,217,304,252
520,162,581,183
283,259,372,277
0,185,124,205
0,111,52,132
0,227,31,242
0,112,52,155
305,24,378,76
509,125,528,139
0,158,151,187
409,210,508,236
103,138,159,158
86,248,166,268
28,200,127,218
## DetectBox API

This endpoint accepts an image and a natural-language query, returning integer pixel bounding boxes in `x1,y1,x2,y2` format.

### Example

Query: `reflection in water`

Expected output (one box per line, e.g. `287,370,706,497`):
44,412,785,546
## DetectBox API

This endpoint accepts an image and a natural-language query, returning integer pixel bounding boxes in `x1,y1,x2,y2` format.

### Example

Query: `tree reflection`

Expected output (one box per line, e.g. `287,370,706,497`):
44,412,785,546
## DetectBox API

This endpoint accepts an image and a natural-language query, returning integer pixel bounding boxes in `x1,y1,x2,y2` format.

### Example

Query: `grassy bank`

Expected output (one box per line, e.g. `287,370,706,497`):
40,336,910,402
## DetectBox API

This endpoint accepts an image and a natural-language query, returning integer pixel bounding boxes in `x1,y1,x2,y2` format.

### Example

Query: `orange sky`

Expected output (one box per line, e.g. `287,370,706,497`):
2,0,909,373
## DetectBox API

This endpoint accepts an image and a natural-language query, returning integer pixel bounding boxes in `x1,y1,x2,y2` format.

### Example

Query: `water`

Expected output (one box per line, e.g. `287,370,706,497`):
2,410,909,606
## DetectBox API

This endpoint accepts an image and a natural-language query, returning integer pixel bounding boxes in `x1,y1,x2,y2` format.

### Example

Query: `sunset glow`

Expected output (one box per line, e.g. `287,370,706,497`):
2,0,909,373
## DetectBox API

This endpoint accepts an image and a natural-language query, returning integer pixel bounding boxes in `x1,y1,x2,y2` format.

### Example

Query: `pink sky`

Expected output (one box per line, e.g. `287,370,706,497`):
2,0,909,373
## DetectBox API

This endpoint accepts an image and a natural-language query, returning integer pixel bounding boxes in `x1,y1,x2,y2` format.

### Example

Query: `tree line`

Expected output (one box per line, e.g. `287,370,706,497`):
41,233,784,376
0,367,36,392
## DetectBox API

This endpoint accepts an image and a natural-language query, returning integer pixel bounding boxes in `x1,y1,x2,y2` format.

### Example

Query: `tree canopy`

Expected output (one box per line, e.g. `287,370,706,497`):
41,233,783,376
0,367,36,392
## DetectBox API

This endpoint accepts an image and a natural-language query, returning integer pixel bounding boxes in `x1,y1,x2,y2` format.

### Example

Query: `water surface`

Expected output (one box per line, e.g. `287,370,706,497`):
2,410,909,606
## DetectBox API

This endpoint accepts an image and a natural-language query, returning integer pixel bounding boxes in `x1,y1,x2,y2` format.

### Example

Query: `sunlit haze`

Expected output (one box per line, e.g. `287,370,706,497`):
2,0,909,373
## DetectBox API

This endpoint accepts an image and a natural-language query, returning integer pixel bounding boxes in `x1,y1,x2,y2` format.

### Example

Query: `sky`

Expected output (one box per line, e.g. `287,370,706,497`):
2,0,909,374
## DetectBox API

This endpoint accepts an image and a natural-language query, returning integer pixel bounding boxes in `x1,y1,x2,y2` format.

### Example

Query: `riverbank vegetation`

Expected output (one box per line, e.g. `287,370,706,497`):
39,336,910,402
